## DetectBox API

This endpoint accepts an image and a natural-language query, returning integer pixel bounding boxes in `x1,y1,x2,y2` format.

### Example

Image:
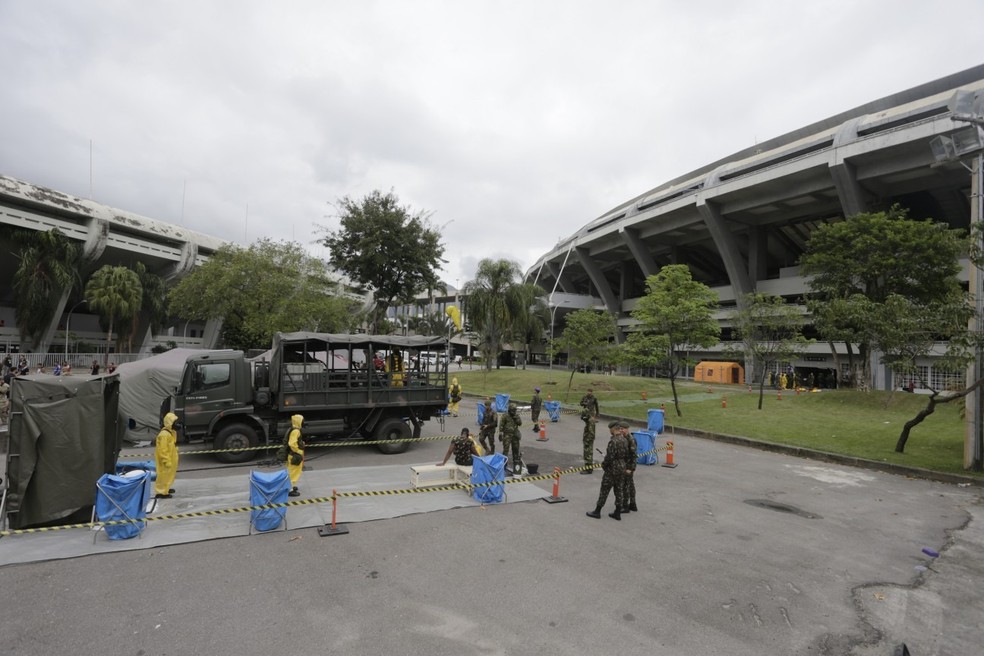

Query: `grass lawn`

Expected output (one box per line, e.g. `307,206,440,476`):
449,365,980,478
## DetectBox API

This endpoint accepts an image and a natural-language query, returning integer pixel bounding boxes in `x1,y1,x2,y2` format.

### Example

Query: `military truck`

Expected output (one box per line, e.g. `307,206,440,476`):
164,332,450,463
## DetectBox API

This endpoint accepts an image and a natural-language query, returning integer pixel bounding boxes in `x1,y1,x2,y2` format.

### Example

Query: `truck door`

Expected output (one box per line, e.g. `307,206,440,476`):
181,359,238,429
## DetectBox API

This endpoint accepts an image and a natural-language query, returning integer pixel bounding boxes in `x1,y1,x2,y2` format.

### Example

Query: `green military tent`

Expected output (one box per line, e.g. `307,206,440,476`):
3,373,121,530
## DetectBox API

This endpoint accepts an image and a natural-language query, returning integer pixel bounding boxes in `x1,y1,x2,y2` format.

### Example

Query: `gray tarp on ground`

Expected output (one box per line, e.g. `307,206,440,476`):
116,348,200,444
4,374,121,529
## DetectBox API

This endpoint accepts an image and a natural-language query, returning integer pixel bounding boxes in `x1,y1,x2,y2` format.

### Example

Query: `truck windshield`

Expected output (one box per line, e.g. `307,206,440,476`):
189,362,231,393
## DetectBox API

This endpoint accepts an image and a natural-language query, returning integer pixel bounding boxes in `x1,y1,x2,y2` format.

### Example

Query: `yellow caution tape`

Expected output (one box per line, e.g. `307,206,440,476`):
2,445,668,537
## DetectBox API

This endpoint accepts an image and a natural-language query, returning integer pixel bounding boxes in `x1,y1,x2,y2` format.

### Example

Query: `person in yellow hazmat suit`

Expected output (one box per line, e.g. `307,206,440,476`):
154,412,180,499
448,377,462,417
285,414,305,497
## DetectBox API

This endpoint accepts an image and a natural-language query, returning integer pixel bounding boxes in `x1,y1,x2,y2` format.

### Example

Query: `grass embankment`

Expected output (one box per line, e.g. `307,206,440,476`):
449,365,979,478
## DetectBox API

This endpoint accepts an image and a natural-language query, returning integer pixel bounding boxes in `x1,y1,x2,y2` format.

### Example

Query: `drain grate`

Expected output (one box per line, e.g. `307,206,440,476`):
744,499,821,519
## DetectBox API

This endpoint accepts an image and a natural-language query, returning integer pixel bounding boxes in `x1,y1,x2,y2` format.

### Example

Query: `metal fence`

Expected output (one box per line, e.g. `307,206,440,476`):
2,352,148,375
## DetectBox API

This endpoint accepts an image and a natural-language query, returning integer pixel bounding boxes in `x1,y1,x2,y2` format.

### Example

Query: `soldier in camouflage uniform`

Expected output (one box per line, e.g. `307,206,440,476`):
479,399,498,455
530,387,543,433
498,402,523,475
618,420,638,513
586,420,629,520
579,388,600,474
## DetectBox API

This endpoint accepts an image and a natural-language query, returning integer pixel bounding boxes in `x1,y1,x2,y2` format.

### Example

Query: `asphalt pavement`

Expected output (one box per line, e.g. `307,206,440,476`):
0,413,981,655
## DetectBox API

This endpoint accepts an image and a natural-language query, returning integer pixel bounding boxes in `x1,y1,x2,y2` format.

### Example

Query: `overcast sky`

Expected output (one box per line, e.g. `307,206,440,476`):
1,1,982,289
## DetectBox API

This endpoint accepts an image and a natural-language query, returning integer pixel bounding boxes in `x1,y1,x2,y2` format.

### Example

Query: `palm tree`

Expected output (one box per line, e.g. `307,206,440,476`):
85,265,143,364
463,258,546,370
120,262,168,353
12,228,82,349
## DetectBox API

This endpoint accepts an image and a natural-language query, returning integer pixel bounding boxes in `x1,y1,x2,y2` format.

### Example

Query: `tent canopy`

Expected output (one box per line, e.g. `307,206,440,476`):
693,361,745,385
116,348,201,443
4,374,121,529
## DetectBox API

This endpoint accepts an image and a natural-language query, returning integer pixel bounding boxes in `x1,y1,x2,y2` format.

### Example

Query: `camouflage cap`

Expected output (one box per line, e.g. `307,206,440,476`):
608,420,619,429
617,420,631,429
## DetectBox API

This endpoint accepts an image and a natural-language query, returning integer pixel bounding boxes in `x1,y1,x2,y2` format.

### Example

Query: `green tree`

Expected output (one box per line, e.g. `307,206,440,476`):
631,264,720,416
726,292,813,409
114,262,169,354
870,292,981,453
619,331,671,378
317,190,446,332
12,228,82,349
799,206,966,390
463,258,545,371
168,239,359,351
553,309,617,400
408,308,453,336
85,265,142,365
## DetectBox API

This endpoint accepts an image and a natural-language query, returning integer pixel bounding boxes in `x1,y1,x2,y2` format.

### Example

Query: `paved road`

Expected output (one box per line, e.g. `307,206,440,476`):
0,415,981,655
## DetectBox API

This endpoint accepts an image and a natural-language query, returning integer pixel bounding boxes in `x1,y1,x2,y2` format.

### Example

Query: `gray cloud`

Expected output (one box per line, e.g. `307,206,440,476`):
1,0,982,287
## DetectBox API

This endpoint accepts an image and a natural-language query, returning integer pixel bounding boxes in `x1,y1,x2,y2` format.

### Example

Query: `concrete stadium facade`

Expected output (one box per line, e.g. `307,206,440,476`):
0,175,230,356
527,64,984,392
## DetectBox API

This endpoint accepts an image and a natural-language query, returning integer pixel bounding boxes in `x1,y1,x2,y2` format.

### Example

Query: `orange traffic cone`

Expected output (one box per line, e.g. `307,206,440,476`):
537,419,548,441
641,389,647,401
777,389,783,401
661,440,678,468
722,395,727,409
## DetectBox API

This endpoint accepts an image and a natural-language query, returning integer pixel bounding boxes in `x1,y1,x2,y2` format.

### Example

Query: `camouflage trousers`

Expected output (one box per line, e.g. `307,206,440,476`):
595,467,625,511
582,420,596,465
479,427,496,454
500,432,522,470
619,471,636,507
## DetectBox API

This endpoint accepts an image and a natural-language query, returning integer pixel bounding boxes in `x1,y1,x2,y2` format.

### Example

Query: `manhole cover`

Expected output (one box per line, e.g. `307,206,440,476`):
744,499,821,519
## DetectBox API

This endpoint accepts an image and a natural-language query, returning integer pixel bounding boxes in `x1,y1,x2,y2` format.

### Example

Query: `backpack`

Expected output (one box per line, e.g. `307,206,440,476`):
276,425,303,462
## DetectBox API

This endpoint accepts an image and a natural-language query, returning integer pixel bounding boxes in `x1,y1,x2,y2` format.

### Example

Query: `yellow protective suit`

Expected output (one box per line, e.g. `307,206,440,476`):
448,377,462,417
155,412,179,497
285,414,305,494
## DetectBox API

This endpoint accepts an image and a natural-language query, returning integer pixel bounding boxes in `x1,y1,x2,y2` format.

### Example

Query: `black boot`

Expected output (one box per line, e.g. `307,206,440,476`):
580,467,594,475
620,506,631,513
585,508,601,519
288,487,300,497
608,510,621,521
628,502,638,512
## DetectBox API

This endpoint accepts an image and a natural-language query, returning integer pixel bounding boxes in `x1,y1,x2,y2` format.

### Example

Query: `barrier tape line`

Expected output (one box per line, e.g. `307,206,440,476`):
118,418,664,459
0,446,668,537
117,434,458,458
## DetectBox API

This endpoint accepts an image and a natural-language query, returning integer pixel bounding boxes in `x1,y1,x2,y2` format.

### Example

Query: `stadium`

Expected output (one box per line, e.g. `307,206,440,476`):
526,64,984,392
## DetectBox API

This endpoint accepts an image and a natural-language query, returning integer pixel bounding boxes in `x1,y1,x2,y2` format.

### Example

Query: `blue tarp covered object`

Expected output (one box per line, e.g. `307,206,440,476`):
494,393,510,413
250,469,291,532
476,401,486,426
544,400,561,422
633,430,659,466
647,408,665,434
95,471,152,540
471,453,507,504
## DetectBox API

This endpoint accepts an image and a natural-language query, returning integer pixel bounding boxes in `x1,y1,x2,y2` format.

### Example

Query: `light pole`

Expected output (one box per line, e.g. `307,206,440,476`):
930,88,984,471
65,299,87,357
548,300,570,372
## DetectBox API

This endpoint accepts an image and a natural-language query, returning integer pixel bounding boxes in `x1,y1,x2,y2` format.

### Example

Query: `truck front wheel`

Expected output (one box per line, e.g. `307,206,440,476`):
375,418,412,454
214,424,259,463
